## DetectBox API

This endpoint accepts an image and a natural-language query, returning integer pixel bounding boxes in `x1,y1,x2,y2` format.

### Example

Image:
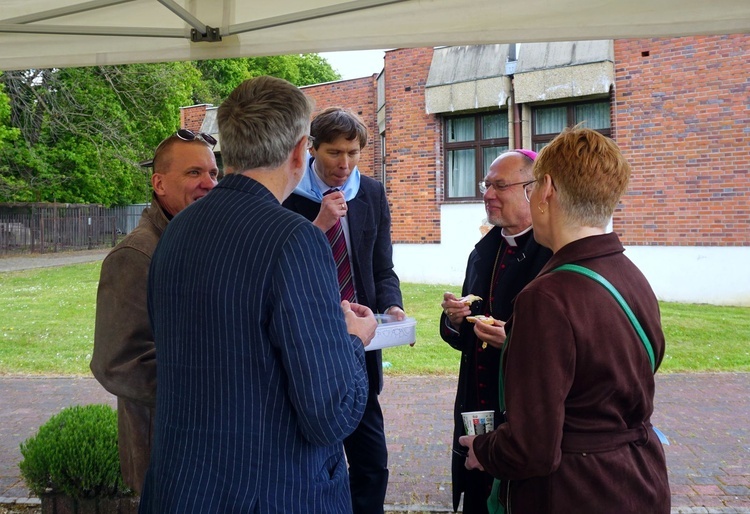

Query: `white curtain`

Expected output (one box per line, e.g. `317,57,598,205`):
446,113,509,198
447,149,475,198
535,106,566,135
483,146,509,175
447,117,474,142
482,113,508,139
576,103,610,130
447,118,475,197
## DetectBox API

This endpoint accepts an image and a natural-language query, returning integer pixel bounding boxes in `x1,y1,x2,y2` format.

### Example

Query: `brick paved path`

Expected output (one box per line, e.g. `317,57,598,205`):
1,374,748,513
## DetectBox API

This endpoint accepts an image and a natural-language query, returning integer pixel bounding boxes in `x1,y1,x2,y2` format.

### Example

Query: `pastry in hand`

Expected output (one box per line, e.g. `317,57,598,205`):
466,315,495,325
458,294,482,306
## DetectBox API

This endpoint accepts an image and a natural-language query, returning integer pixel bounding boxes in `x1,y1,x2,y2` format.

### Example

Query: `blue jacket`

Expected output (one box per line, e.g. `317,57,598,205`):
140,173,369,513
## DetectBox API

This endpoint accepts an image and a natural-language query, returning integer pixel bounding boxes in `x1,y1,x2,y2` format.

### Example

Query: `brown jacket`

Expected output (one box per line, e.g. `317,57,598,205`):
90,197,167,494
474,233,670,513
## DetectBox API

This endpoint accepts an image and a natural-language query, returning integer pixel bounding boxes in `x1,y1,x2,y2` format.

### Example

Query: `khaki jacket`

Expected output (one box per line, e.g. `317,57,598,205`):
90,196,167,493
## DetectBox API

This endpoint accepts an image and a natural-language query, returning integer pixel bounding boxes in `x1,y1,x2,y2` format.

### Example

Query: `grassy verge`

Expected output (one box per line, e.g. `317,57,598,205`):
1,263,748,376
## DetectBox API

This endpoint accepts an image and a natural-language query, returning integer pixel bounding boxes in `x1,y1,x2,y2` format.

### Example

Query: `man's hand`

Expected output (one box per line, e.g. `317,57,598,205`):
441,292,471,329
385,305,406,321
472,318,507,350
458,435,484,471
342,300,377,347
385,306,414,346
313,190,347,232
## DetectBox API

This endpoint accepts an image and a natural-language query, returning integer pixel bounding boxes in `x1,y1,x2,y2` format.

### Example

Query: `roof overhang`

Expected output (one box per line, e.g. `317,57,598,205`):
1,0,749,71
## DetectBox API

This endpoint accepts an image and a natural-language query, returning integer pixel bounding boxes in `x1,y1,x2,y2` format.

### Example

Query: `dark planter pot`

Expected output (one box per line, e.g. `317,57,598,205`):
40,494,139,514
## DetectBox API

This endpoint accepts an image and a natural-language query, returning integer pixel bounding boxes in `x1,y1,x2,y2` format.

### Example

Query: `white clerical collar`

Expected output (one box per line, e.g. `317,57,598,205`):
501,225,532,247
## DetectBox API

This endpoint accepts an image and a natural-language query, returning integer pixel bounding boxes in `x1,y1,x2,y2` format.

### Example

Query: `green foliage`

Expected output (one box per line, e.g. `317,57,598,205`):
0,76,20,145
0,63,201,205
19,404,130,498
0,55,338,205
0,76,23,199
296,54,341,85
194,54,340,104
193,58,253,104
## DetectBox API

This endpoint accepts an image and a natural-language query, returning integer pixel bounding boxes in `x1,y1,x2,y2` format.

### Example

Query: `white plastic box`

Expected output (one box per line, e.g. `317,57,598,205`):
366,314,417,352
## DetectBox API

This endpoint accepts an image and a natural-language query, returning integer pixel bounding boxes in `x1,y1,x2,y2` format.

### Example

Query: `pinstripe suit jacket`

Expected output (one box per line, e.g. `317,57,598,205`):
139,173,369,514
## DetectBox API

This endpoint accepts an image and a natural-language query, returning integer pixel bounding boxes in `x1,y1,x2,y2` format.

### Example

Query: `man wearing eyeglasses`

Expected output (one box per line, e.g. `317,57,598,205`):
90,129,218,494
439,149,552,514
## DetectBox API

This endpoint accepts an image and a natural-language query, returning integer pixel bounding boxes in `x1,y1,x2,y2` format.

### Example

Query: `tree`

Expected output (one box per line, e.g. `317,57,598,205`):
0,54,340,205
194,54,340,104
0,76,23,200
295,54,341,86
0,63,201,205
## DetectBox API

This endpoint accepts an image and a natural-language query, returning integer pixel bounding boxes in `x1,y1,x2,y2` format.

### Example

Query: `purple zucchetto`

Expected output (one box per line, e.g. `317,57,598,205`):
513,149,538,161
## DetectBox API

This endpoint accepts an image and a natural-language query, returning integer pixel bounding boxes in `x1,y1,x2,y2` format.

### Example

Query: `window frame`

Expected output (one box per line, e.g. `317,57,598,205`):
443,110,509,201
531,99,611,152
380,132,387,184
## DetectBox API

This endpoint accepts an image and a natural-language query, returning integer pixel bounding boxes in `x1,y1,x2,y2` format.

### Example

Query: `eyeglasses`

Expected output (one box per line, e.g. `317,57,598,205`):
306,135,316,150
139,129,217,168
522,178,558,203
177,128,217,149
479,179,536,196
523,180,536,203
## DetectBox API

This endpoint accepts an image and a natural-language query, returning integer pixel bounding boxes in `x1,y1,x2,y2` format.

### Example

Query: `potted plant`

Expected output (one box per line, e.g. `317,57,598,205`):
19,404,138,513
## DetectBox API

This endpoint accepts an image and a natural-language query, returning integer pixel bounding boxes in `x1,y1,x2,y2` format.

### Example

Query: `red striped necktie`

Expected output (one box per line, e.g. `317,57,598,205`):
324,189,356,302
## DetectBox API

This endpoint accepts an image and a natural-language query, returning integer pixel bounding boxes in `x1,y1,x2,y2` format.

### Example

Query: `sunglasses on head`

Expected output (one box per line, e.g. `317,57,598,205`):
177,128,217,148
139,129,217,168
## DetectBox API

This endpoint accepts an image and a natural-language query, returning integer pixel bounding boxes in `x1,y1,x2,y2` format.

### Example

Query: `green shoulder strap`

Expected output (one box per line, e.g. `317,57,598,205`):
488,264,658,512
552,264,656,373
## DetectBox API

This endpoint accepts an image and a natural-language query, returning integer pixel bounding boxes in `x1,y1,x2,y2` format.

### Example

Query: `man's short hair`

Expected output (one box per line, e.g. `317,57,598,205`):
310,107,368,150
217,76,313,172
146,134,212,174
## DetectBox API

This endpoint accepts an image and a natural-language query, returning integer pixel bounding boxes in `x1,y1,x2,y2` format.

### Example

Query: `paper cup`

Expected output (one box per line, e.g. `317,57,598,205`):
462,410,495,435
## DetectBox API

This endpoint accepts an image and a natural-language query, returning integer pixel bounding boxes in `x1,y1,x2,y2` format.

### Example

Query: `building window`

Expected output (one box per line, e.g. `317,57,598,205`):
531,100,611,152
444,111,509,200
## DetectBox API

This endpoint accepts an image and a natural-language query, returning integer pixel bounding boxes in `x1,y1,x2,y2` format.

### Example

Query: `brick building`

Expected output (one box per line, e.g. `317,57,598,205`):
181,35,749,305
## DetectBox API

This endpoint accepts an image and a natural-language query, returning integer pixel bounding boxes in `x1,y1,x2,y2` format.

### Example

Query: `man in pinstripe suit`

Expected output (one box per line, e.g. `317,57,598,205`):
139,76,376,514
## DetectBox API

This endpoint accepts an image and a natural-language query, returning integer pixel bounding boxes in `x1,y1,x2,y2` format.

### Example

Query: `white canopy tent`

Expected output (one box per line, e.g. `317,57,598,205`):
0,0,749,71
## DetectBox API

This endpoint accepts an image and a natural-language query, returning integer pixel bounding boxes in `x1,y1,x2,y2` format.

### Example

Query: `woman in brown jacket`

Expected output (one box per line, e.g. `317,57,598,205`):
460,127,670,513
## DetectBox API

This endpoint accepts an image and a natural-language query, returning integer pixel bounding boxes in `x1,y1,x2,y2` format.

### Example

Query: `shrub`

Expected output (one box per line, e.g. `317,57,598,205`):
19,404,130,498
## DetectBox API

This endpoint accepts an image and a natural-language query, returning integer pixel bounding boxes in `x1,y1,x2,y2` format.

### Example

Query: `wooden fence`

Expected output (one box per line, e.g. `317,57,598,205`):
0,203,146,255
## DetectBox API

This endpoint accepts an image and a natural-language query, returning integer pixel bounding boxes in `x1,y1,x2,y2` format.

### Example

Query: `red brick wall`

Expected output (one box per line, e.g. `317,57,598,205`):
302,76,379,181
383,47,441,244
180,104,210,132
303,58,442,244
614,35,750,246
179,38,749,248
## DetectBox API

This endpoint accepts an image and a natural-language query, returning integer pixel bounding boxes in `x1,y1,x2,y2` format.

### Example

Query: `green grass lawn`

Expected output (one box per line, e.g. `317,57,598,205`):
1,263,748,376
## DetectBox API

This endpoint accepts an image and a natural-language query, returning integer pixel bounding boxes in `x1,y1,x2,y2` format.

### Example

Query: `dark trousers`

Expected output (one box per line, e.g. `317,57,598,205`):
461,469,493,514
344,387,388,514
